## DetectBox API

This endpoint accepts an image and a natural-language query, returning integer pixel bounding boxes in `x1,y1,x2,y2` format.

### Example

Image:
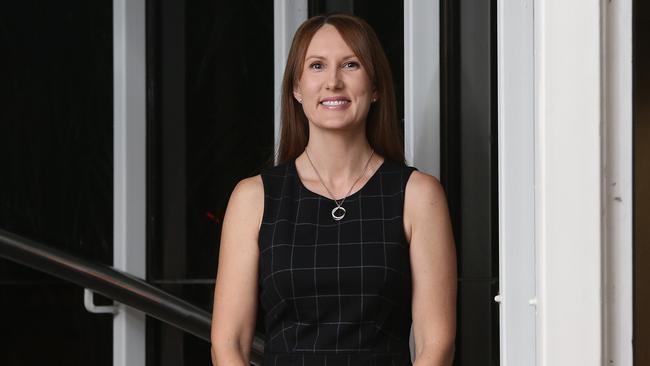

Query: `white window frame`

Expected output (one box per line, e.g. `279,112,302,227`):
498,0,633,365
113,0,147,365
603,0,634,364
496,0,537,365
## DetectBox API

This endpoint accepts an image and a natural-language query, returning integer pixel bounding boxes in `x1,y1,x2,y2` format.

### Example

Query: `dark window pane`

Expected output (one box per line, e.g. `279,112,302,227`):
0,1,113,365
441,0,499,364
147,1,274,365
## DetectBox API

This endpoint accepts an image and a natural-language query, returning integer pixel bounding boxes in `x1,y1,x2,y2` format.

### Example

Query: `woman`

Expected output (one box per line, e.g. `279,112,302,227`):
211,13,456,366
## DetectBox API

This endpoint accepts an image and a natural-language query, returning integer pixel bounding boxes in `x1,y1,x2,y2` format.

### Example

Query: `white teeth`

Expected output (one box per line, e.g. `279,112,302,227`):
321,100,348,106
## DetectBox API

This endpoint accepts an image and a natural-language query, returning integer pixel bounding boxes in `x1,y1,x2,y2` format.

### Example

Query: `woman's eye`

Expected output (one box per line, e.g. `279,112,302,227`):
309,62,323,70
343,61,359,69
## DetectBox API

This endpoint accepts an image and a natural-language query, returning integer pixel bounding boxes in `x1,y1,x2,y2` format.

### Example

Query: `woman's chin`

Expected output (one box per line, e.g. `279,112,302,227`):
310,118,365,132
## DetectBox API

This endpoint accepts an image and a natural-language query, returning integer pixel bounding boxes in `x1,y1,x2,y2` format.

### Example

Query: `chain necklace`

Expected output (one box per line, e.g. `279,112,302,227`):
304,147,375,221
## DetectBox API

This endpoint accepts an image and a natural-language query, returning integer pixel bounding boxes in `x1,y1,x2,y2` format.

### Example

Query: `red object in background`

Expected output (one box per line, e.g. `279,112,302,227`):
206,211,221,224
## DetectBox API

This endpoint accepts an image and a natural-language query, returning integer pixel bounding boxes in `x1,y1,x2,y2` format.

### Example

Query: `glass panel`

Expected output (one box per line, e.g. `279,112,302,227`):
456,280,500,365
0,1,113,365
147,1,274,365
441,0,500,364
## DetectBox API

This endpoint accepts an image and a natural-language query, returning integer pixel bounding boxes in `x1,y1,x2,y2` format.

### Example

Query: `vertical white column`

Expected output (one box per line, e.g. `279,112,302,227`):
404,0,440,174
274,0,308,163
114,0,147,365
603,0,633,364
496,0,536,365
534,1,602,365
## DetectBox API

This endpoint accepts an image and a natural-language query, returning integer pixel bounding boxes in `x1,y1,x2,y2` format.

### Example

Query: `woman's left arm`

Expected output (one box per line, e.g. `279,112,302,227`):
405,171,457,366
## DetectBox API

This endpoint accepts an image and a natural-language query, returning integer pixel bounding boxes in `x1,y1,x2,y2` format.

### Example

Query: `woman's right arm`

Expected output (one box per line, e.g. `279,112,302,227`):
211,175,264,366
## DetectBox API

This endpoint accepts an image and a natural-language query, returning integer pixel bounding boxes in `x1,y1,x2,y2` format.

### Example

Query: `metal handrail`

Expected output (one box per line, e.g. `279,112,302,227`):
0,228,265,365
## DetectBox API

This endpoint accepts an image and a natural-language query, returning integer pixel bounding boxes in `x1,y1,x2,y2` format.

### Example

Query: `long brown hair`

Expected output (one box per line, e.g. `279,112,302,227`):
273,13,405,166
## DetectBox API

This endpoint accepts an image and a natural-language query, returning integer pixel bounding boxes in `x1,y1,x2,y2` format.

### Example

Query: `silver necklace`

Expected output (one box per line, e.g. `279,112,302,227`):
304,147,375,221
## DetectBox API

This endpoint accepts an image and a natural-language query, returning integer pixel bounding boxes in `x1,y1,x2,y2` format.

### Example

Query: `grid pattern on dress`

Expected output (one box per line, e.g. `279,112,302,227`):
258,158,418,366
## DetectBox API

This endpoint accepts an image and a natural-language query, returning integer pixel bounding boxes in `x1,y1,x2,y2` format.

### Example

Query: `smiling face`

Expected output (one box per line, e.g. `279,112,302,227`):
293,24,377,131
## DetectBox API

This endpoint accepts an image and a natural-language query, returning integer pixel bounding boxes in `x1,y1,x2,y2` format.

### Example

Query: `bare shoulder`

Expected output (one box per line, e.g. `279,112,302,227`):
232,174,264,200
403,170,449,243
405,170,447,204
227,174,265,232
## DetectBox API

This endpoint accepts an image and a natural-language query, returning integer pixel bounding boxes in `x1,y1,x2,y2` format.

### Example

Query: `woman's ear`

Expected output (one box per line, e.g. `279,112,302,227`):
293,88,303,104
371,81,379,102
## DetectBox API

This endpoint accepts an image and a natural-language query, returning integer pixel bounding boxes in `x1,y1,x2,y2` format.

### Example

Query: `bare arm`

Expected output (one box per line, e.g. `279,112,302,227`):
211,175,264,366
404,171,457,366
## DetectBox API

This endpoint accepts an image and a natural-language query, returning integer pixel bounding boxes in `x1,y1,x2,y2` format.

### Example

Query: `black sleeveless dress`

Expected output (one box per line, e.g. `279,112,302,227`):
258,157,418,366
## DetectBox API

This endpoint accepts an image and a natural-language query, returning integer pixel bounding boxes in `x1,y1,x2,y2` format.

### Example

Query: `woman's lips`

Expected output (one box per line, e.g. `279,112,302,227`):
319,98,351,110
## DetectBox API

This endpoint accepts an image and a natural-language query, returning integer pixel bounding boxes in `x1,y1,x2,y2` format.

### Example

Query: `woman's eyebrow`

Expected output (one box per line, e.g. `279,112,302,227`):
305,54,358,61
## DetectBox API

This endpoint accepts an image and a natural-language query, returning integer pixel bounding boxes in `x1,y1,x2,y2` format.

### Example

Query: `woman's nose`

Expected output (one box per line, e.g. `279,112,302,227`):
325,68,343,89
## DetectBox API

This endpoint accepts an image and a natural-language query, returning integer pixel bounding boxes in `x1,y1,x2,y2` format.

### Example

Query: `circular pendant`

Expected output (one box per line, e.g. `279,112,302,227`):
331,206,346,221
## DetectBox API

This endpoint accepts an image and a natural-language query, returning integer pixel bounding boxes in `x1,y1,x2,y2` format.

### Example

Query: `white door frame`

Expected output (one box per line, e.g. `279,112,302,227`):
531,0,633,365
113,0,147,365
534,0,603,362
603,0,634,364
496,0,537,365
498,0,633,365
